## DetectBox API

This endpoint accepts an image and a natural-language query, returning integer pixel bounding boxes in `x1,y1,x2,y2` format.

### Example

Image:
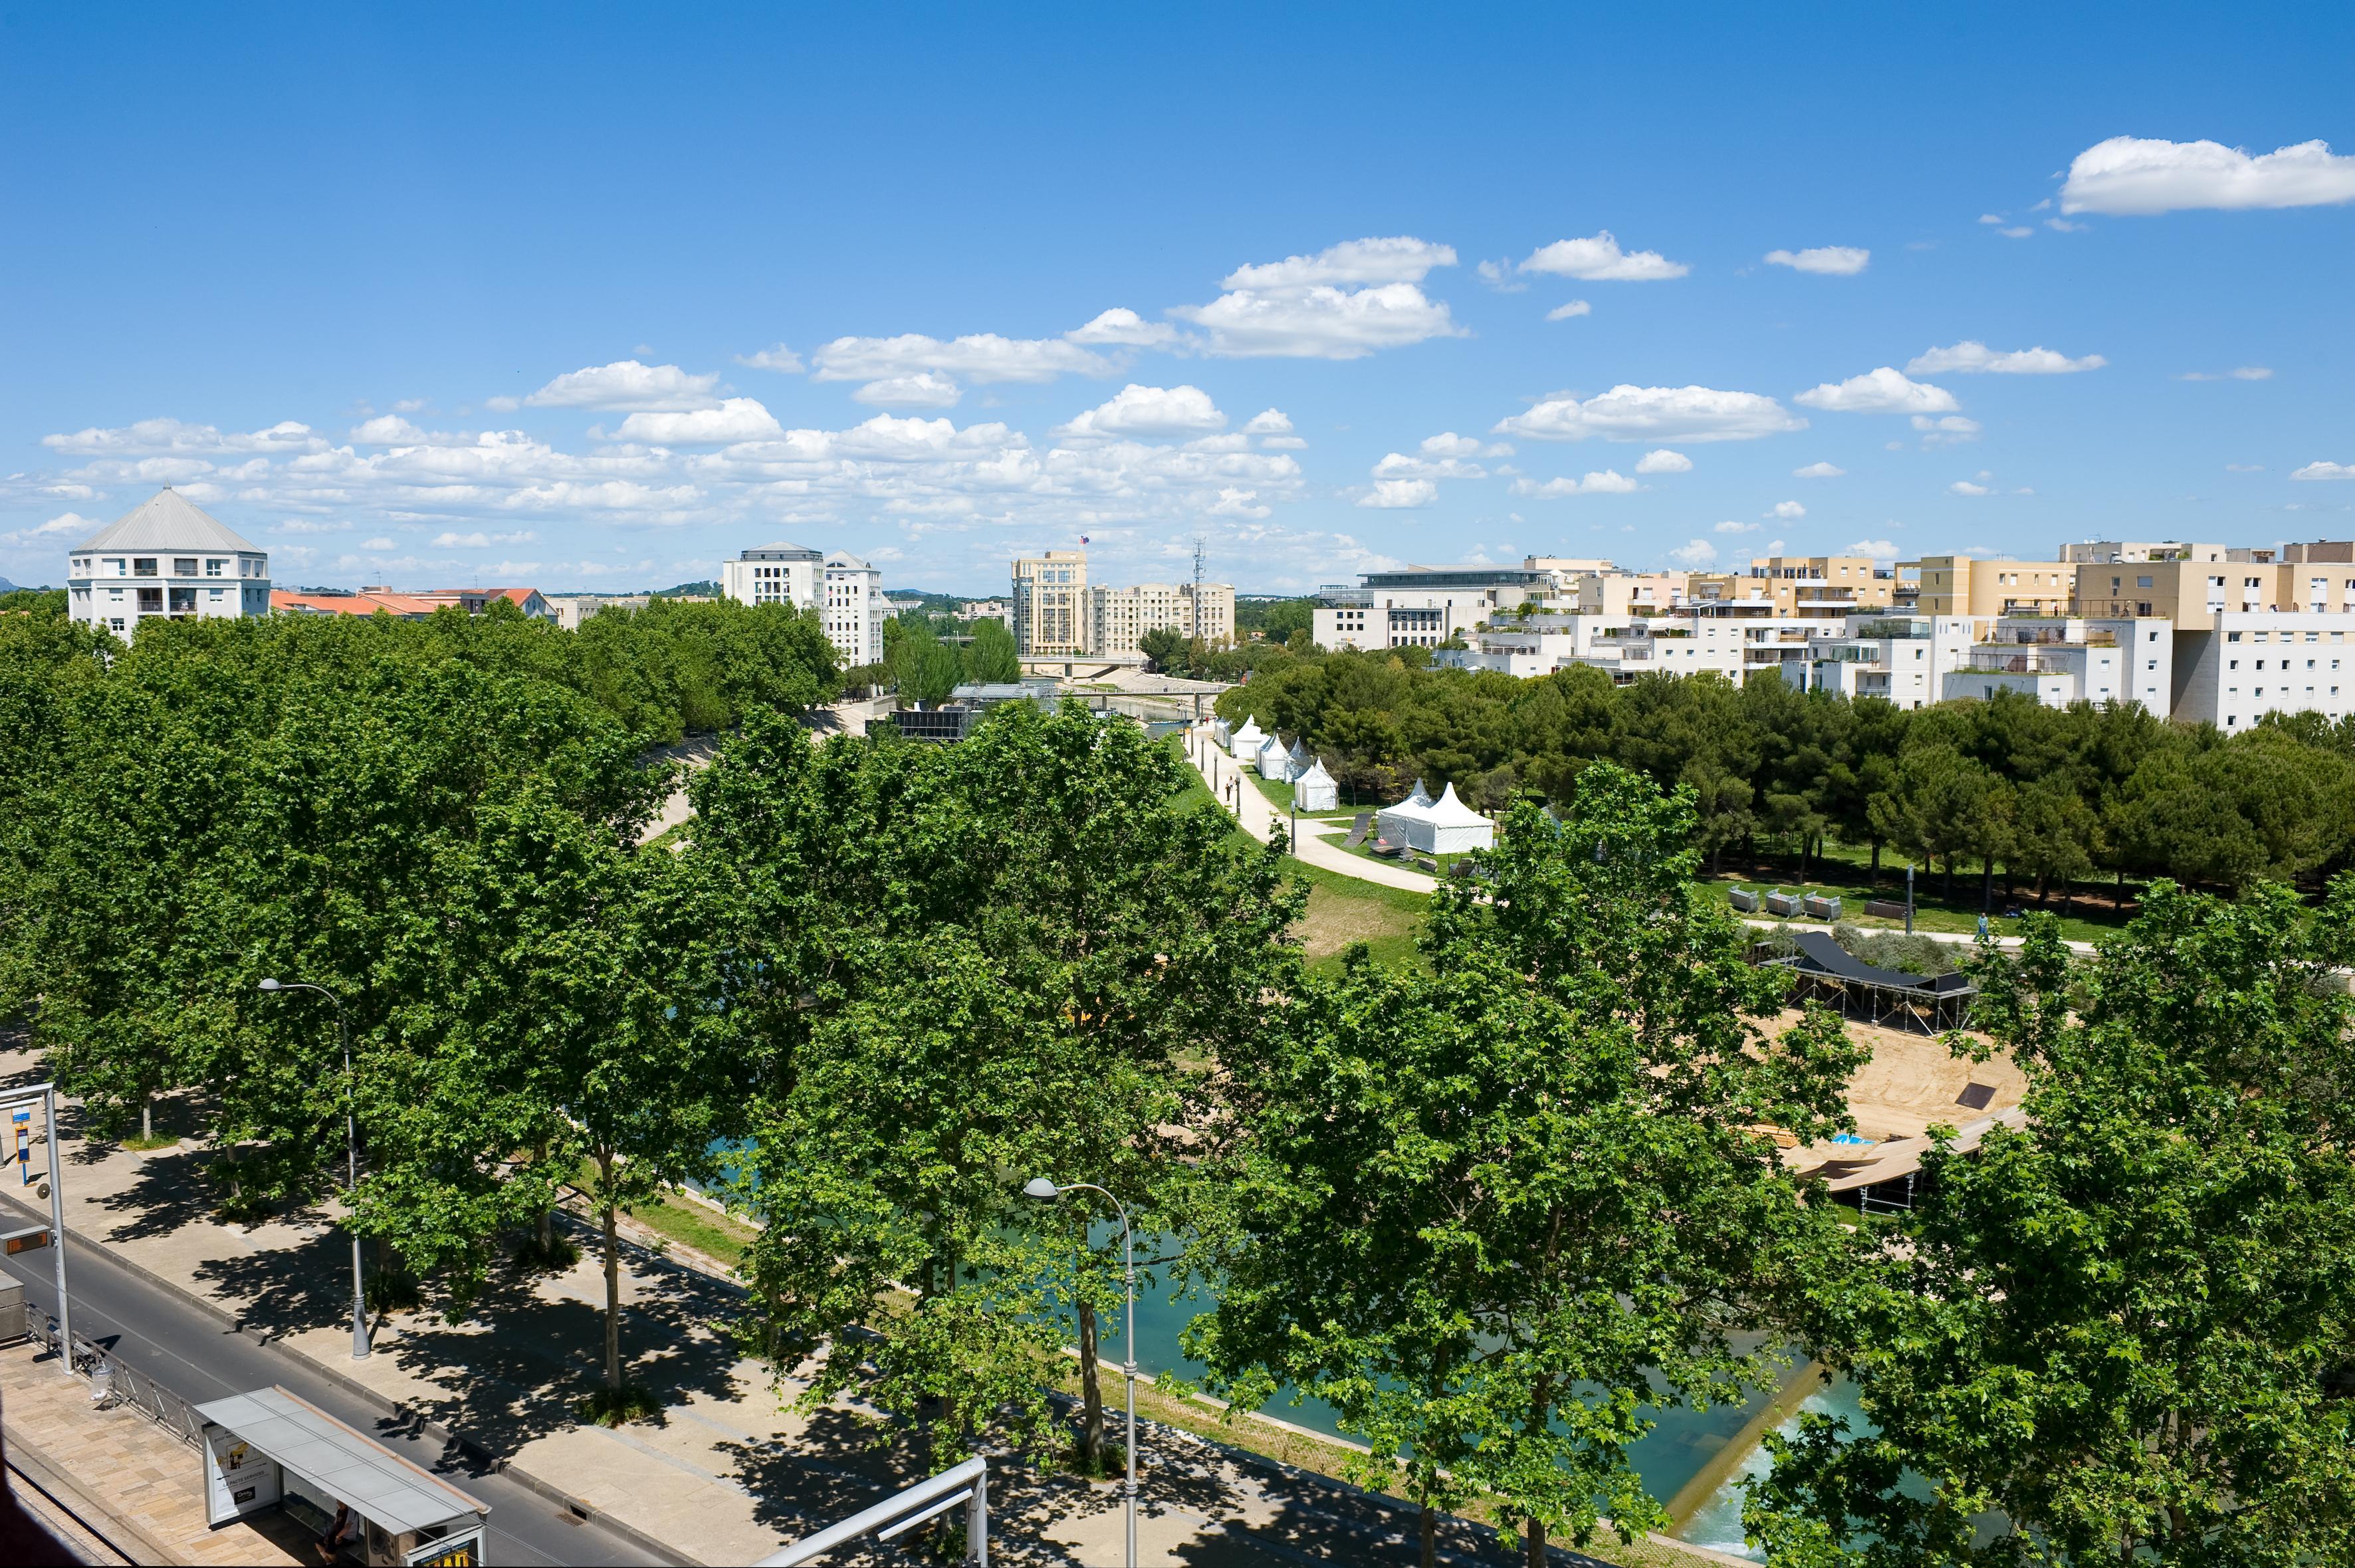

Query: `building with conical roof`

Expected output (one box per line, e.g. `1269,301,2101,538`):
67,488,271,636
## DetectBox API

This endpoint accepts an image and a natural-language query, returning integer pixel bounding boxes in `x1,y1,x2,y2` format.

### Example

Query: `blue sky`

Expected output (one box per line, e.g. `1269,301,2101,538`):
4,3,2351,594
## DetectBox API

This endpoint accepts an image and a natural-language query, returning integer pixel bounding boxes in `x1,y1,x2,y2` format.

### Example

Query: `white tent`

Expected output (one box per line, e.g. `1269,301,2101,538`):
1376,786,1436,851
1421,782,1496,853
1293,757,1339,812
1257,732,1296,782
1210,717,1232,748
1287,738,1313,774
1229,717,1265,760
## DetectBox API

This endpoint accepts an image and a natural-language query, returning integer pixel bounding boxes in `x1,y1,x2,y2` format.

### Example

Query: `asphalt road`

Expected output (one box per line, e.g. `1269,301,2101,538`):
0,1226,667,1568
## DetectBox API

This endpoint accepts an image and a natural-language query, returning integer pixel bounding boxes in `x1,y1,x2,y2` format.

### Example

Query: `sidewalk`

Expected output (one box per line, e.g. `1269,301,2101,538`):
1,1339,311,1565
1,1045,1692,1566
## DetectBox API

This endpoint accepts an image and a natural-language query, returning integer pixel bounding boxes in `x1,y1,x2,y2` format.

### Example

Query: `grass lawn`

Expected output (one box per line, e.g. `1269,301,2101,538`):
627,1188,758,1271
1696,863,2123,945
1246,772,1357,820
1289,858,1431,971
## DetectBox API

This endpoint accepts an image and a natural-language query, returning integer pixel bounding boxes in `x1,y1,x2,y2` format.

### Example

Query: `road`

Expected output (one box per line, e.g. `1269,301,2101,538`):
0,1224,665,1568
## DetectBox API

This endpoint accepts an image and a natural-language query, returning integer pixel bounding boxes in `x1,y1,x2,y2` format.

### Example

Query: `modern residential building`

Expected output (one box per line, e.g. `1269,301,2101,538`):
1905,555,2076,617
1089,580,1236,654
2173,614,2355,732
542,592,717,630
1012,550,1090,656
719,541,884,667
405,586,558,621
66,488,271,636
822,550,888,667
1689,555,1896,621
1943,617,2175,717
956,598,1012,624
723,542,825,610
1311,560,1564,650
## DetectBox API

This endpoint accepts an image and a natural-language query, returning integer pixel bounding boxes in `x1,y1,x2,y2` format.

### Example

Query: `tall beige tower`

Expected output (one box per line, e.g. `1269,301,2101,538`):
1012,549,1090,655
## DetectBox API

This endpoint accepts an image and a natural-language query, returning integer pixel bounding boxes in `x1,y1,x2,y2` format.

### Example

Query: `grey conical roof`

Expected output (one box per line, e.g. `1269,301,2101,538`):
75,488,259,553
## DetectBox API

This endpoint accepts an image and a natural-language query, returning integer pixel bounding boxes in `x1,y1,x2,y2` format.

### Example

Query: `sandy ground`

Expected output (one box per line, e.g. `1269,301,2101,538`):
1773,1010,2026,1143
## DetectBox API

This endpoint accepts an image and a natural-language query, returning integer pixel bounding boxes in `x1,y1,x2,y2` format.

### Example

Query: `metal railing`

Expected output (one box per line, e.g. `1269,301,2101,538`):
37,1313,209,1449
760,1456,989,1565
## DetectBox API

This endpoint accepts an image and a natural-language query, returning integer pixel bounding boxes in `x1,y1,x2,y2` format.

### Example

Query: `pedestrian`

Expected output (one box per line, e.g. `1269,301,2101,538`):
318,1502,355,1562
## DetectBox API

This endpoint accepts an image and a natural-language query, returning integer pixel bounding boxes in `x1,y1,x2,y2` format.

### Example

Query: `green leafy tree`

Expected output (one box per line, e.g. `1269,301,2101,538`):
887,614,964,706
1750,884,2355,1565
1194,763,1862,1564
962,616,1021,683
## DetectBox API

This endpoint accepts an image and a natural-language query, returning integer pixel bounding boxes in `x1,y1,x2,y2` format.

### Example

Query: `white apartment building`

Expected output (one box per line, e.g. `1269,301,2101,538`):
1090,580,1236,654
1313,561,1565,651
1943,617,2174,717
1791,616,1981,707
722,542,887,668
68,488,271,636
723,541,824,610
2174,615,2355,732
822,550,887,667
1012,550,1089,656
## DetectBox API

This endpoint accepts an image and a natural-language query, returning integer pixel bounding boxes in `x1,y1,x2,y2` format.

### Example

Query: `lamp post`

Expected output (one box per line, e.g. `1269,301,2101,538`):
1024,1176,1135,1568
1905,863,1915,935
258,979,370,1359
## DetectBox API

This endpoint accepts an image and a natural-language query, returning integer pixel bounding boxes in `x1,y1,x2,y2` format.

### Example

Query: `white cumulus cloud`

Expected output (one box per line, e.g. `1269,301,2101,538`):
359,537,395,550
1519,232,1688,281
1714,520,1759,534
1633,448,1692,474
1768,500,1805,520
810,332,1111,384
522,360,721,411
1764,246,1870,275
1510,470,1637,497
1907,341,2106,375
1912,414,1982,445
1949,480,1992,497
431,530,540,548
852,372,964,409
1056,384,1226,441
351,415,428,445
1421,432,1512,459
2291,461,2355,481
2179,366,2274,382
1207,487,1270,518
1495,384,1805,443
1174,282,1462,360
734,344,806,373
1545,300,1593,321
1847,538,1900,558
1668,539,1718,567
1065,308,1178,347
1793,461,1847,478
1358,478,1438,508
2061,136,2355,215
0,511,99,547
614,399,786,444
1221,237,1457,292
1796,367,1959,414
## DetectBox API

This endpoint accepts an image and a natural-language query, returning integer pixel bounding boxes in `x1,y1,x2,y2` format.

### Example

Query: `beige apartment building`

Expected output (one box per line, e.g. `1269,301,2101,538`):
1688,556,1893,621
1908,556,2076,617
1090,580,1236,654
1012,550,1089,655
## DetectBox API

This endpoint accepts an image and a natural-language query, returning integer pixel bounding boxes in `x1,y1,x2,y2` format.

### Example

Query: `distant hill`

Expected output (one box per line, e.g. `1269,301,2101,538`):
651,580,721,598
0,578,20,594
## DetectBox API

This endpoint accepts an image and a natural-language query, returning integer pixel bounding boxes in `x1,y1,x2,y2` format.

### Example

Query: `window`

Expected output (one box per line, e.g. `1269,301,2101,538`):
173,558,197,576
2229,659,2239,669
2147,660,2157,670
134,557,157,576
136,588,162,612
108,617,125,632
2227,631,2242,642
2138,575,2153,589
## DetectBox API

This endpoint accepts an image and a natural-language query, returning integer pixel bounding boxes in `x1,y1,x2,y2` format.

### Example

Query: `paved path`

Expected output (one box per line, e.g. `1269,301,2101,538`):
1184,727,1440,893
1182,726,2102,956
1,1338,313,1565
0,1201,653,1567
1,1050,1684,1566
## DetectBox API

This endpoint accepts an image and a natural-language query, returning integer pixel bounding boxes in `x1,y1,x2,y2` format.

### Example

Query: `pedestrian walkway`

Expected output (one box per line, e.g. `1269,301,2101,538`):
1181,724,2100,956
0,1043,1721,1565
1,1339,310,1565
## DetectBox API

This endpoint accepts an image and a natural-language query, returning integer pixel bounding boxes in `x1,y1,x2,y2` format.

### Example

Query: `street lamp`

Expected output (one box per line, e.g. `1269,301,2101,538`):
1026,1176,1135,1568
258,978,371,1360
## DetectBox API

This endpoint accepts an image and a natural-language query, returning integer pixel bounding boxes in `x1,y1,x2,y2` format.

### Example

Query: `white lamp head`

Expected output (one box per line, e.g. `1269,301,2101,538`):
257,978,282,991
1022,1177,1063,1201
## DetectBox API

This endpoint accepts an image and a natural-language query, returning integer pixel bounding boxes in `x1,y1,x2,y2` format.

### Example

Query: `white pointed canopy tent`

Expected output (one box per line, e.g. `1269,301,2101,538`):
1420,782,1496,853
1292,757,1339,812
1376,782,1436,850
1256,732,1296,782
1210,717,1232,748
1228,717,1266,760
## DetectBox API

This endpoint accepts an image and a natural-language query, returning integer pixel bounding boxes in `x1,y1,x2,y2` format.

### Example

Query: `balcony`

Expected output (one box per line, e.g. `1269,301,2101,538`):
1967,651,2075,674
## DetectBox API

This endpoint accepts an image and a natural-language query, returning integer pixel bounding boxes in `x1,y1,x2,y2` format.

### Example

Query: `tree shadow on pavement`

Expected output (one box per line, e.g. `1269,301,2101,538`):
86,1143,232,1240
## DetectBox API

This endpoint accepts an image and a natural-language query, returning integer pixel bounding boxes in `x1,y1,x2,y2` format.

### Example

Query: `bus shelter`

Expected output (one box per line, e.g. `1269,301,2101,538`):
195,1385,488,1566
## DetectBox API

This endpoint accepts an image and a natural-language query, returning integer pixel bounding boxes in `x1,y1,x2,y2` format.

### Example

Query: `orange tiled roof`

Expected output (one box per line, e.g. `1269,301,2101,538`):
271,588,440,617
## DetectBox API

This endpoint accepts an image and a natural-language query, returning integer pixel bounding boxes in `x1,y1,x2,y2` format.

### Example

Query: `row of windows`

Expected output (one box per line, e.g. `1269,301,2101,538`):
78,555,262,578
